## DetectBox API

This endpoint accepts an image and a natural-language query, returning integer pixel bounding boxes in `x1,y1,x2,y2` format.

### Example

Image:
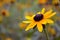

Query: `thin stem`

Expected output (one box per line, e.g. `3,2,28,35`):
42,24,49,40
44,29,49,40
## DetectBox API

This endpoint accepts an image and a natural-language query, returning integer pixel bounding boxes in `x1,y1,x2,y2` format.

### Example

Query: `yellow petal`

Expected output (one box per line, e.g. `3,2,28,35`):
46,12,56,18
37,23,43,32
25,16,31,20
40,19,47,24
46,19,54,24
44,9,53,18
25,22,36,31
32,15,35,18
23,21,31,23
37,12,41,14
41,8,45,14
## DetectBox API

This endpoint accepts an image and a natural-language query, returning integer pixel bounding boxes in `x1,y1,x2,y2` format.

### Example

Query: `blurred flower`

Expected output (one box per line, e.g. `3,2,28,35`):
23,8,56,32
52,0,59,6
0,0,4,7
19,23,27,29
0,0,10,7
3,0,10,3
47,27,56,36
1,9,9,17
38,0,48,4
10,0,16,4
26,37,31,40
6,38,12,40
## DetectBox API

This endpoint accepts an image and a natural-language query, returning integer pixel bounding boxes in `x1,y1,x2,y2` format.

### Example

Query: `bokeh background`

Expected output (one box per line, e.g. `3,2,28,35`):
0,0,60,40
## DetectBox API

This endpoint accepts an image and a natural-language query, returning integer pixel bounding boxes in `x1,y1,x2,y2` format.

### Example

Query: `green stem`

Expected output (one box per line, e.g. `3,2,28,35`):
44,28,49,40
42,24,49,40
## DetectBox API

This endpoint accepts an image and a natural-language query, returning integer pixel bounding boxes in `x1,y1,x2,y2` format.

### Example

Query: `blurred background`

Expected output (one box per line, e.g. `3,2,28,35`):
0,0,60,40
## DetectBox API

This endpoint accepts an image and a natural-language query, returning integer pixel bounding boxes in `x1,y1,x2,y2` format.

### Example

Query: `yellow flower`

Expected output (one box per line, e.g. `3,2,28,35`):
47,27,56,35
23,8,56,32
1,9,9,17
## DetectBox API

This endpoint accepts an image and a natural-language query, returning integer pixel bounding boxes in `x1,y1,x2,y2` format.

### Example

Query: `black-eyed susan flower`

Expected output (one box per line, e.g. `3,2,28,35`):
23,8,56,32
1,9,9,17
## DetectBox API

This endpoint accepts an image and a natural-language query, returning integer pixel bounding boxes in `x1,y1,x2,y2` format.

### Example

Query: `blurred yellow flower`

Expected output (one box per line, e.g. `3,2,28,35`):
52,0,59,4
6,38,12,40
47,27,56,35
0,0,16,7
38,0,48,4
10,0,16,4
26,37,31,40
23,8,56,32
3,0,10,3
0,0,4,7
19,23,27,29
4,0,15,3
1,9,9,17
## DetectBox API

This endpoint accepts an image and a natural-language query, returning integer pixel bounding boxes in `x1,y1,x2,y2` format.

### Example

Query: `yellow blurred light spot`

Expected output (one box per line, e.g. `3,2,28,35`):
25,12,33,17
38,0,48,4
26,37,31,40
6,38,12,40
52,0,59,5
19,23,27,29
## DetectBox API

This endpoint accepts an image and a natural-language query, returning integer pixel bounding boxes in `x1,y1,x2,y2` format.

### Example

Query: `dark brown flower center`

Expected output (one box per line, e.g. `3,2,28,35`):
10,1,14,4
0,0,3,2
34,14,43,22
2,12,6,16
